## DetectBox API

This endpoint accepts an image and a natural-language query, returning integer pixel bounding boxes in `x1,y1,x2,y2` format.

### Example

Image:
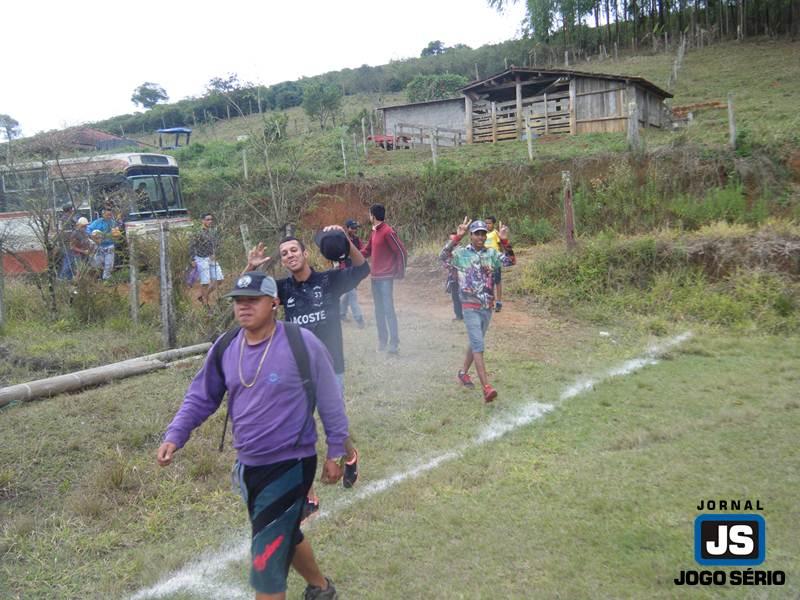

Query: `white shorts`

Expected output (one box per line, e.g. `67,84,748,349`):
195,256,224,285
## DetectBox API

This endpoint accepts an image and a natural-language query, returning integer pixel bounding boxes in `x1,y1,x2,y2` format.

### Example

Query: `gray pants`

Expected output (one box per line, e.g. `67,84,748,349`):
371,278,399,351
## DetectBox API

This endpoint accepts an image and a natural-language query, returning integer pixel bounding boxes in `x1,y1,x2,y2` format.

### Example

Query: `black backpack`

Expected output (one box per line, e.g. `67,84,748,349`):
213,322,316,451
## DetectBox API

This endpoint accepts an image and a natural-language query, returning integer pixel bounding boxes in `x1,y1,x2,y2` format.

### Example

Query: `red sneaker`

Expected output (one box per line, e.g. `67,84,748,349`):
483,384,498,403
457,370,475,388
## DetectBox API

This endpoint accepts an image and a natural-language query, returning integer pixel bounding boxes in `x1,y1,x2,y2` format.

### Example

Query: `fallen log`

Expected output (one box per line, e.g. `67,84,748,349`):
0,343,212,407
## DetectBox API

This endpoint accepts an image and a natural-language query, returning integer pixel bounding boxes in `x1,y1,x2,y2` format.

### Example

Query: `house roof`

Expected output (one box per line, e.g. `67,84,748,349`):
461,67,672,98
377,96,465,111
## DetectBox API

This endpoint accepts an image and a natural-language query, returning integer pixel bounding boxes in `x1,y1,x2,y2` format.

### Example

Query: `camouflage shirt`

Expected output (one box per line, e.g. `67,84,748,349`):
439,240,515,309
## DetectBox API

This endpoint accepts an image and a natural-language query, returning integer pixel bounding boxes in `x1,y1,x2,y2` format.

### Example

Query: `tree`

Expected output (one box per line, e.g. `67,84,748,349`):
131,83,169,109
421,40,447,57
0,114,21,160
405,73,470,103
302,83,343,129
0,114,21,143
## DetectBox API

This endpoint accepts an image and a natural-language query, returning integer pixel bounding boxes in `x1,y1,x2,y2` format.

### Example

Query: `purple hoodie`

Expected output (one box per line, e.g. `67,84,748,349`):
164,322,348,466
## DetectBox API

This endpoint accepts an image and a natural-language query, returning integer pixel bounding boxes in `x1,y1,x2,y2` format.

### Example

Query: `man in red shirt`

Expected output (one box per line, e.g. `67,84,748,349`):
361,204,407,354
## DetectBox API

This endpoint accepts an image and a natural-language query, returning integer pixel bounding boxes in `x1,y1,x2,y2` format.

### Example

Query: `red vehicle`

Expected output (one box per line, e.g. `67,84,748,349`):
367,134,410,150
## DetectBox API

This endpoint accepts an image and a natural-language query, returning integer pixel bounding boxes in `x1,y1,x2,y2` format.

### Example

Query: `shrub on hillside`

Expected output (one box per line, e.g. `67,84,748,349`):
517,224,799,332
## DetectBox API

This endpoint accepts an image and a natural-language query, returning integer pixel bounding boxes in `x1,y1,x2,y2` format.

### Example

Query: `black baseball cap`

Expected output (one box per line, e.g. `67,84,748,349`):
345,219,359,229
224,272,278,298
314,229,350,261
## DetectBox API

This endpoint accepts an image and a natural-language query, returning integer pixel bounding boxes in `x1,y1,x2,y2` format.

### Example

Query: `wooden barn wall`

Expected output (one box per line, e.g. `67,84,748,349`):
574,76,626,133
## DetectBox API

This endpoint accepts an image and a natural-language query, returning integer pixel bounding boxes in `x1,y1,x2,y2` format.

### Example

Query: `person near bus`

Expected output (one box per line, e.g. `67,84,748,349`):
189,213,224,305
58,217,91,280
87,205,121,280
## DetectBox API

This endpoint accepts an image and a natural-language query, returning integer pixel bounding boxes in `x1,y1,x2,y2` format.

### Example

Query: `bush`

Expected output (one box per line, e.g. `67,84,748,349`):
515,216,557,244
517,225,799,332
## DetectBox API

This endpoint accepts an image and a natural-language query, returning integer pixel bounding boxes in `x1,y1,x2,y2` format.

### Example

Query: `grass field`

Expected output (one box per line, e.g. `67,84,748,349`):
1,262,797,599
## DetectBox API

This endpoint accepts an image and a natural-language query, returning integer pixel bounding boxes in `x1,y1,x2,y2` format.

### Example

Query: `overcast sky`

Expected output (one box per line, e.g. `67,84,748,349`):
1,0,527,137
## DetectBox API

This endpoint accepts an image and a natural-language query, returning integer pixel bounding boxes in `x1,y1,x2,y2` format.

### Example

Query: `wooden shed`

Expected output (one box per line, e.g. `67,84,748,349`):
462,68,673,143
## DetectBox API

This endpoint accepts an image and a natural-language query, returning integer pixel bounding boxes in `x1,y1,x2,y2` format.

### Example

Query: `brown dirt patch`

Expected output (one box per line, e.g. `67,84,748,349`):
301,183,371,231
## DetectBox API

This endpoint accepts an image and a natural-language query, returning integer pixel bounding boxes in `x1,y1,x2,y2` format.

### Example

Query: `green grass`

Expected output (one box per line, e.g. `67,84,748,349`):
2,269,798,597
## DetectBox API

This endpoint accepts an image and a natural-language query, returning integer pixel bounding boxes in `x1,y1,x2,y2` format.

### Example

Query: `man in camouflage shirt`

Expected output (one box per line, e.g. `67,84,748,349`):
440,217,515,403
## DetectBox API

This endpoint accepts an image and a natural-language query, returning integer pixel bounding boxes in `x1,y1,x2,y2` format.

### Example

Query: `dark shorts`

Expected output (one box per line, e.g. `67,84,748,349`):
233,456,317,594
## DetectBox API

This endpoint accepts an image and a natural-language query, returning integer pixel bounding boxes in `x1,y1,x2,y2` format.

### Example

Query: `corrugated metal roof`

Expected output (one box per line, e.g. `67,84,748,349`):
461,67,672,98
377,97,465,111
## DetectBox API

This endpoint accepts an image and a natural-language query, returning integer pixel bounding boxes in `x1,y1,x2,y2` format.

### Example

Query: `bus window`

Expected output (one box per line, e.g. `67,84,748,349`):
159,175,182,210
128,176,159,216
2,170,46,193
1,169,47,212
52,178,90,210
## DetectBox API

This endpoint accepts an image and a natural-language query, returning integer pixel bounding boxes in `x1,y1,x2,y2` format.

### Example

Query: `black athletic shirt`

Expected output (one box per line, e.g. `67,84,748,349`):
277,262,370,374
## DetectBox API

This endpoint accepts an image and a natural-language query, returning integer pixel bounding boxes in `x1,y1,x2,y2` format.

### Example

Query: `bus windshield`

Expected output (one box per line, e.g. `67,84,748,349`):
126,174,184,220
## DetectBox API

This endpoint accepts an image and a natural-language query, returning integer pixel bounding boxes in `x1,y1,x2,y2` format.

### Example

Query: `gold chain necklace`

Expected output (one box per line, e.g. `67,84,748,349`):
238,326,275,388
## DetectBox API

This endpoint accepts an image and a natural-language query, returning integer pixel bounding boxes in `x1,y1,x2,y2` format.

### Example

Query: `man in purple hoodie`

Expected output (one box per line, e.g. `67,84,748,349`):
157,272,345,600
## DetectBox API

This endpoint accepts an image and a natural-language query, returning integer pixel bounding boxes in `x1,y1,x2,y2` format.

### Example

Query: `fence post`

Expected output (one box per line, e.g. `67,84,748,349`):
562,171,577,251
491,102,497,143
627,101,641,152
727,93,737,149
526,116,534,162
429,128,438,166
158,222,177,349
128,235,139,325
361,117,368,157
240,223,252,257
0,247,5,329
340,138,348,177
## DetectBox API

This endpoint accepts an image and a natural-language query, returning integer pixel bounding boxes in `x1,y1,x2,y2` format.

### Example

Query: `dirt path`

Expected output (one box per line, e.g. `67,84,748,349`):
354,249,590,367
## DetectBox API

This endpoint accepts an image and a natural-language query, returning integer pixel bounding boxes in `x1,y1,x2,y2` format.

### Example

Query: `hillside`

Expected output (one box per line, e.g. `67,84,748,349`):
151,39,798,254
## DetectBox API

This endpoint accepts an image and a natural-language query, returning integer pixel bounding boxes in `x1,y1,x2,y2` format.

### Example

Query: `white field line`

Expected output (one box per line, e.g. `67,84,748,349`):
130,331,691,599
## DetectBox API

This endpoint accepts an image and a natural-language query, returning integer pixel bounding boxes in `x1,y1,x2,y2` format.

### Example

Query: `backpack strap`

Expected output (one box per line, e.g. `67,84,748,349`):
214,326,241,452
216,322,317,452
283,322,317,447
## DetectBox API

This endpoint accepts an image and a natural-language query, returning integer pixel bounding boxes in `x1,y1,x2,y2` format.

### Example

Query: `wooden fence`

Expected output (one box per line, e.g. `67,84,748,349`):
394,123,466,148
470,85,649,142
472,90,571,143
